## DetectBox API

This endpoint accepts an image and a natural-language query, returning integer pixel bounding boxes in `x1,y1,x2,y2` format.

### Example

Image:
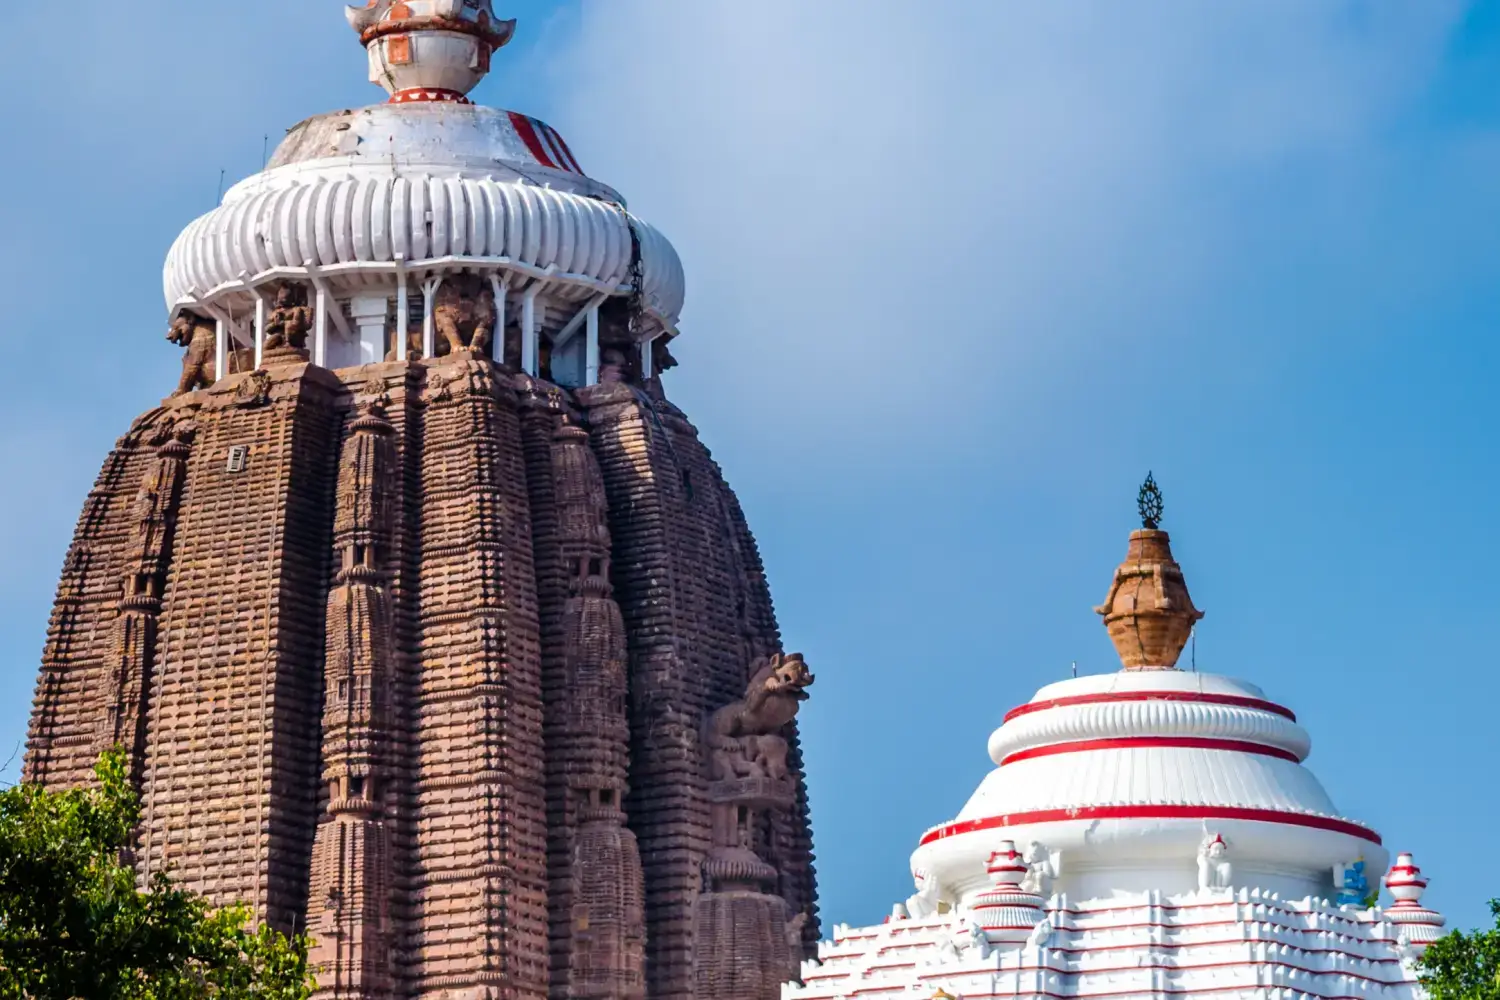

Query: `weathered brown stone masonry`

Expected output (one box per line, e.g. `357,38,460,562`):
25,354,817,1000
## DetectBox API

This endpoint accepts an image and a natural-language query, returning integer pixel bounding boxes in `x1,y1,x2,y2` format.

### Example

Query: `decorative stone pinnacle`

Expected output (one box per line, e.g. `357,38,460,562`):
1138,472,1164,530
1093,491,1204,669
347,0,517,105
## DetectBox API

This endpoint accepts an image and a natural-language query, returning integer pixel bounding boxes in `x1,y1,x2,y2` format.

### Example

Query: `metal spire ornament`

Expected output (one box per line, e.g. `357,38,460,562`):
1137,472,1165,530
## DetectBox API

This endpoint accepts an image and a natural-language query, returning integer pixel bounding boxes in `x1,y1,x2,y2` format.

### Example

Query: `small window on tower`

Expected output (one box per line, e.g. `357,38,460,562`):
599,789,615,806
226,445,249,473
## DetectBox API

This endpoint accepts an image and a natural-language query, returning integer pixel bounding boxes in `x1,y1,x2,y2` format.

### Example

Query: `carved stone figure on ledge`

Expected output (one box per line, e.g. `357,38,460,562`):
433,273,496,356
906,868,943,919
1197,832,1232,891
167,312,218,395
705,653,814,783
263,282,314,357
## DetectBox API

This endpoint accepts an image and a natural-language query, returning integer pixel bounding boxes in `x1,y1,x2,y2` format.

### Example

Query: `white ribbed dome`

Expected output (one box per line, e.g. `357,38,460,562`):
163,104,684,332
912,668,1385,904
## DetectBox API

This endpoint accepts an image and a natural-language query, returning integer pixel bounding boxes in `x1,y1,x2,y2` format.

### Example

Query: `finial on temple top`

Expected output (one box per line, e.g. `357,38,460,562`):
1095,473,1203,670
1137,472,1164,530
347,1,517,106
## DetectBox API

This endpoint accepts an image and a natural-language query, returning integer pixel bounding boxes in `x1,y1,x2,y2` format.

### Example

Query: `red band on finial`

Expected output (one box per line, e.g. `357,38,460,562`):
389,88,471,105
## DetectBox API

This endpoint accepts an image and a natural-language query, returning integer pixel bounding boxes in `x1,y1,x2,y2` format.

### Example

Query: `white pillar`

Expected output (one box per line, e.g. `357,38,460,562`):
313,285,329,367
585,304,600,386
521,287,539,376
641,334,655,380
395,272,409,360
253,294,267,369
350,296,390,366
421,277,442,358
215,318,228,383
489,273,507,364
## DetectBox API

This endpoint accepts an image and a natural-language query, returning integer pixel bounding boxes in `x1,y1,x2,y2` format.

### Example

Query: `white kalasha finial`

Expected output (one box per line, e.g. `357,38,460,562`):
1383,852,1447,952
347,0,517,105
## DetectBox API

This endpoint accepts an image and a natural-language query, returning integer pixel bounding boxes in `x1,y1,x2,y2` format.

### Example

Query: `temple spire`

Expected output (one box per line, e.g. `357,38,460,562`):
347,1,517,105
1093,474,1204,670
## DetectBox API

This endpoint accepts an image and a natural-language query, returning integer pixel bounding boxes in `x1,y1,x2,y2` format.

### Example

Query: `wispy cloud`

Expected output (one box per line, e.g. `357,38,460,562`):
540,1,1470,461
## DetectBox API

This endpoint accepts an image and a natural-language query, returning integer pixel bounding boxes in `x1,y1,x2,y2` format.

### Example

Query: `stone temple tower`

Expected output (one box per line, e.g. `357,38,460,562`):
21,5,817,1000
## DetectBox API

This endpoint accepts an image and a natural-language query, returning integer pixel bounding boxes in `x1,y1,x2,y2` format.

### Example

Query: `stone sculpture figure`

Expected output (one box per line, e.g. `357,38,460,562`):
263,282,314,355
1025,918,1054,951
1021,841,1060,897
166,312,218,395
705,652,814,781
1197,832,1233,891
696,652,815,1000
433,273,496,356
906,868,943,919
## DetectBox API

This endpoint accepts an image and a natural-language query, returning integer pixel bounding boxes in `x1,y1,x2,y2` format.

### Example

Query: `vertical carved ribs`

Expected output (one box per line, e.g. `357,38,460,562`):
96,417,195,787
550,421,645,1000
308,391,398,999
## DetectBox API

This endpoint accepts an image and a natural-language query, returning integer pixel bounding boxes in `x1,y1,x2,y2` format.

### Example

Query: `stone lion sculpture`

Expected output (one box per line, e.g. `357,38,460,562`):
433,273,496,356
167,312,218,395
705,652,814,782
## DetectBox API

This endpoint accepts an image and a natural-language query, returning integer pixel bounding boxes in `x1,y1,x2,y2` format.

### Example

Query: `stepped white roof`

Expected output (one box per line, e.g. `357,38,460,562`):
787,519,1445,1000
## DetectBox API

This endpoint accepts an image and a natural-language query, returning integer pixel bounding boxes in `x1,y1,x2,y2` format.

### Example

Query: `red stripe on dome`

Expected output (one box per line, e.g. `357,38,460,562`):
507,111,559,169
1000,736,1302,766
546,124,584,173
919,805,1381,846
1003,691,1297,724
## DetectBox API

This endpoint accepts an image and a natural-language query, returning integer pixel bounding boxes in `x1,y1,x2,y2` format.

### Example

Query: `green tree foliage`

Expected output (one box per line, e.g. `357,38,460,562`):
1418,900,1500,1000
0,749,315,999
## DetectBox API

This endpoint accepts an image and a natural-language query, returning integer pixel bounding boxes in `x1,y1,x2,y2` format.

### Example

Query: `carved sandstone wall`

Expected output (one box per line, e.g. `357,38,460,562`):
23,358,815,1000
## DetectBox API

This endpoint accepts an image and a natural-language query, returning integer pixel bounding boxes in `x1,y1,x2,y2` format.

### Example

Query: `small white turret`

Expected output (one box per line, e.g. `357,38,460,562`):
969,842,1045,948
1384,853,1446,953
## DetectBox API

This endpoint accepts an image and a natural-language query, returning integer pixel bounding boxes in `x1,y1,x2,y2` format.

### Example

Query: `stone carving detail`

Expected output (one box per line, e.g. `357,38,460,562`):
167,313,218,395
696,652,815,1000
234,370,273,408
705,652,813,785
1197,832,1232,891
94,415,195,791
541,420,647,1000
263,282,314,360
433,273,496,356
1021,842,1060,898
906,868,943,919
305,388,397,997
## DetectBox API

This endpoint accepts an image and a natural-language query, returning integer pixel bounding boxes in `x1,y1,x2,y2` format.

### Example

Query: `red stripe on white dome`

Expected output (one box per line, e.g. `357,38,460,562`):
999,736,1303,767
919,804,1382,846
1003,691,1297,725
506,111,584,175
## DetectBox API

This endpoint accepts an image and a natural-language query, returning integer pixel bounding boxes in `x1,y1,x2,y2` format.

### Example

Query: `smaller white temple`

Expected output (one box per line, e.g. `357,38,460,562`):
787,498,1445,1000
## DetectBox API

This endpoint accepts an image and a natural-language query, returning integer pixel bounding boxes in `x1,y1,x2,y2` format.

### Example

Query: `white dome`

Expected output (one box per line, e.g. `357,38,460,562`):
163,104,684,332
912,669,1385,903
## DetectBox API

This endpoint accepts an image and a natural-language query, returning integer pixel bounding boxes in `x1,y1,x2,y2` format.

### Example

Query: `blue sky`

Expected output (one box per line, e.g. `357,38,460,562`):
2,0,1498,933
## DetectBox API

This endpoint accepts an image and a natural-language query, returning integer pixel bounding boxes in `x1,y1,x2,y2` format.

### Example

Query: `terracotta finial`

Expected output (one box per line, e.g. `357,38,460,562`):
1093,476,1203,670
